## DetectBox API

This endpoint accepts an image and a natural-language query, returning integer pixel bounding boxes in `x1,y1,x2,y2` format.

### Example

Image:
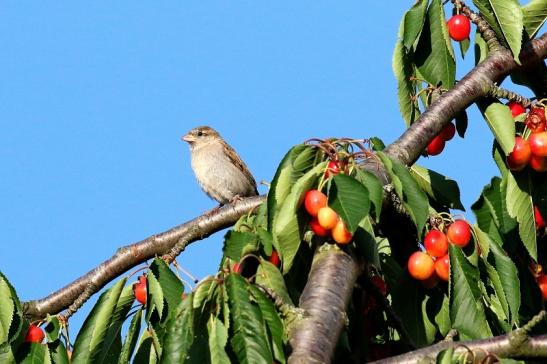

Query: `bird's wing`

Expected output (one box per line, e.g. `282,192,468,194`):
223,143,258,193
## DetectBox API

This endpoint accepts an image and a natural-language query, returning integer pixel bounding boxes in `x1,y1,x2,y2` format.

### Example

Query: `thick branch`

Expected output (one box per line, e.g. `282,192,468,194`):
22,195,265,319
288,245,361,363
384,33,547,165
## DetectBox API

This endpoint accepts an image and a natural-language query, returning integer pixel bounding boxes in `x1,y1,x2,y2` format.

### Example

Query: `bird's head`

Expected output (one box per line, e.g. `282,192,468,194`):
182,126,221,147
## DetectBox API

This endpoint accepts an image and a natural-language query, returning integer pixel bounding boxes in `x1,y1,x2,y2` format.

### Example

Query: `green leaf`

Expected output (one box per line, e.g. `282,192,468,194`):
474,32,489,65
223,231,259,262
392,39,420,126
0,342,16,364
48,340,70,364
149,259,184,321
273,161,327,273
490,0,524,60
226,274,273,364
207,316,230,364
473,0,506,45
402,0,429,50
118,309,142,364
506,172,537,260
71,278,128,364
434,294,451,337
248,286,285,364
479,101,516,155
353,217,381,268
193,279,217,310
414,0,456,89
17,343,52,364
160,297,195,364
133,330,158,364
44,315,61,343
523,0,547,39
354,169,383,220
147,271,165,321
449,245,492,340
268,145,320,228
410,165,464,210
459,38,470,59
0,275,15,344
378,153,429,236
255,260,293,306
328,174,370,233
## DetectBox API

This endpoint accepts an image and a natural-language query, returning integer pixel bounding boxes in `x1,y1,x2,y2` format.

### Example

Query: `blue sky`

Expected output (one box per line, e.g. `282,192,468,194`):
0,1,532,336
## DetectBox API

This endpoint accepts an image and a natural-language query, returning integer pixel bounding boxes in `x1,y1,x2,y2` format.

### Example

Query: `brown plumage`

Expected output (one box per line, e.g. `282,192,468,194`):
182,126,258,205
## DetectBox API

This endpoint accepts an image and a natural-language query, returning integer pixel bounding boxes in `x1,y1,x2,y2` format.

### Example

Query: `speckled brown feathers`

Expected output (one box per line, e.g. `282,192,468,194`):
182,126,258,205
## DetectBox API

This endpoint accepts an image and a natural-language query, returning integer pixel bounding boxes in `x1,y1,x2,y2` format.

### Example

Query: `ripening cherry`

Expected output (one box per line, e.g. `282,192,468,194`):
269,249,280,267
426,135,446,156
506,136,531,171
435,254,450,282
537,274,547,301
447,220,472,248
325,160,346,178
24,324,45,343
529,155,547,172
535,206,546,230
310,218,330,237
525,107,547,133
424,230,449,258
440,123,456,141
332,219,353,244
529,131,547,157
133,276,147,305
317,207,339,230
304,190,328,217
507,102,526,118
407,251,435,281
233,262,242,274
447,14,471,41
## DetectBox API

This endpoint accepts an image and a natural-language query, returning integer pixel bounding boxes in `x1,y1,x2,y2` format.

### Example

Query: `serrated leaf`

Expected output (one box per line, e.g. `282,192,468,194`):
248,286,285,364
223,231,259,262
193,278,217,310
490,0,523,61
226,274,273,364
0,342,16,364
438,1,455,62
159,297,194,364
378,153,429,236
523,0,547,39
48,340,70,364
354,169,383,220
207,316,230,364
410,165,464,210
44,315,61,343
506,172,537,260
354,217,381,268
268,145,320,229
449,245,492,340
71,279,128,364
256,260,293,306
118,309,142,364
402,0,429,49
328,174,370,233
479,101,516,155
473,0,506,46
474,32,489,65
17,343,52,364
459,38,470,59
434,294,451,337
0,275,15,344
273,162,327,273
147,271,164,321
149,259,184,321
393,39,420,126
132,330,158,364
414,0,456,89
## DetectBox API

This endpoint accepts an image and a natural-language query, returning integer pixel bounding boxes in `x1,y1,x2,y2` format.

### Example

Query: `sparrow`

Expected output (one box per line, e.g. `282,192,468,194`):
182,126,258,205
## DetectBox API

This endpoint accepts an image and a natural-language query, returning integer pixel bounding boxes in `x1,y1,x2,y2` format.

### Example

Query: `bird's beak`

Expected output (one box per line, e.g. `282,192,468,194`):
182,133,194,143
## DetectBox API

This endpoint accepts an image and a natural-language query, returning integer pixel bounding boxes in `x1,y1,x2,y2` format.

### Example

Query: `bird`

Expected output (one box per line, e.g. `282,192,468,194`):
182,126,258,205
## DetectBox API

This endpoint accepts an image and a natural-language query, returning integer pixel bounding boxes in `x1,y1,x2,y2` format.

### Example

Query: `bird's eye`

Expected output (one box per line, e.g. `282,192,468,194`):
197,131,204,137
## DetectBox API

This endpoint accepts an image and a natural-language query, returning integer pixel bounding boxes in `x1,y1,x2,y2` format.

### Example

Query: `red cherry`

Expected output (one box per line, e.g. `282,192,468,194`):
526,107,547,133
269,250,280,267
133,276,147,305
435,254,450,282
447,14,471,41
529,131,547,157
424,230,449,258
370,275,388,296
325,160,343,178
440,123,456,141
426,135,446,156
310,218,330,237
535,206,546,230
537,274,547,301
530,155,547,172
304,190,328,217
507,102,526,118
407,251,435,281
507,136,531,171
233,262,242,274
447,220,471,248
24,325,45,343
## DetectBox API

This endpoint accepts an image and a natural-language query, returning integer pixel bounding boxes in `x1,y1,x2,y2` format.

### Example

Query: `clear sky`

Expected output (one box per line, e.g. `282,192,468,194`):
0,1,535,336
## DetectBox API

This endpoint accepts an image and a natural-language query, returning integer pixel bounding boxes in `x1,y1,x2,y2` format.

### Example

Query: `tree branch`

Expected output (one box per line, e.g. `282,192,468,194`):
22,195,265,320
